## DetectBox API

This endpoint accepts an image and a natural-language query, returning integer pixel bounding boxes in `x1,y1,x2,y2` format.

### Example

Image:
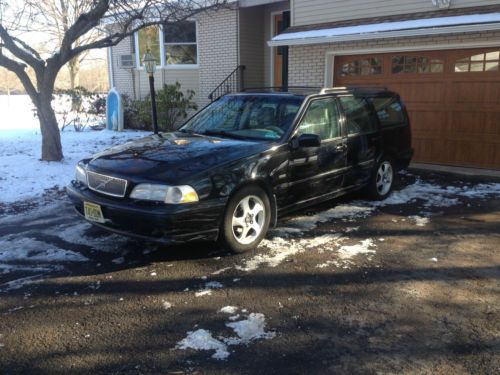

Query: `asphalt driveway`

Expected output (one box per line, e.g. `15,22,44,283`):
0,171,499,374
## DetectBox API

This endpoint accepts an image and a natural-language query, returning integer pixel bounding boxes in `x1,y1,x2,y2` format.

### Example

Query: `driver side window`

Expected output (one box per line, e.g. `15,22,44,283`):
297,98,341,140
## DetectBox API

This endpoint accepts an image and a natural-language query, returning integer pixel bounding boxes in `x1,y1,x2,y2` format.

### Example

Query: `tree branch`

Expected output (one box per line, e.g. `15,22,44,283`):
0,24,44,70
0,53,38,101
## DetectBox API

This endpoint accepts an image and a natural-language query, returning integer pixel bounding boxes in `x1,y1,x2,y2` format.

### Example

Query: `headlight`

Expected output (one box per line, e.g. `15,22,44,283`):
75,164,87,185
130,184,199,204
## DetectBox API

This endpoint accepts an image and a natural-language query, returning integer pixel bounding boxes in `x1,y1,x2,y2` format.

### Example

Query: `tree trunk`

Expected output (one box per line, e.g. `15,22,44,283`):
36,93,64,161
68,58,80,90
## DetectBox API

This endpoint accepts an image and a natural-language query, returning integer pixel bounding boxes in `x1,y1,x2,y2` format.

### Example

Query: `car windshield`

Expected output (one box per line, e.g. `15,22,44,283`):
180,95,304,141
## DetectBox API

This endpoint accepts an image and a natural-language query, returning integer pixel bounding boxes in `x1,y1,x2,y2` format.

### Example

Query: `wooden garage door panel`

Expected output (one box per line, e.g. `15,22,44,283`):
448,111,500,139
451,81,500,105
408,110,447,137
389,82,446,104
334,48,500,169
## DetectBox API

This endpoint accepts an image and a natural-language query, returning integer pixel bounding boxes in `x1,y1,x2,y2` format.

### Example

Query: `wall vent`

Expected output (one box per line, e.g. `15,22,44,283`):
118,54,136,69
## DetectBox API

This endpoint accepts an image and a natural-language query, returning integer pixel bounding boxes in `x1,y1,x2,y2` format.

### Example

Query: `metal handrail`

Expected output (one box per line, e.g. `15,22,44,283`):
208,65,246,102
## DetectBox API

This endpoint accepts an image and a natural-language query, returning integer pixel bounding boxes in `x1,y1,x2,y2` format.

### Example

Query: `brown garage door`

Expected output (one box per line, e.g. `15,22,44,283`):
334,48,500,169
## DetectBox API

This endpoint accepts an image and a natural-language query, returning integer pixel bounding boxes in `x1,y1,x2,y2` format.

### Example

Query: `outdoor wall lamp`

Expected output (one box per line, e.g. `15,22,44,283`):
142,50,159,135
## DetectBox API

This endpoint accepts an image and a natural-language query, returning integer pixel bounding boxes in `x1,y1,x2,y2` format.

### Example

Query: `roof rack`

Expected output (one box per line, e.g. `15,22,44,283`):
320,86,389,94
241,86,321,95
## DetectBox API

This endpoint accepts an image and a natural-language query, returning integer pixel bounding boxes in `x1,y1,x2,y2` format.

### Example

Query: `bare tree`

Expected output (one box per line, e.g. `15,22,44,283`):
0,0,227,161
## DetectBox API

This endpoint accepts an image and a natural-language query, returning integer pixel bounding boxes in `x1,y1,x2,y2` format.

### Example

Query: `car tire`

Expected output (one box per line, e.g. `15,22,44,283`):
220,186,271,254
368,157,395,200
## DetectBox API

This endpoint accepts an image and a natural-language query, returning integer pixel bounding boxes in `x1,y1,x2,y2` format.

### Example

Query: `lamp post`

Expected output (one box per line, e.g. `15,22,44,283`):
142,50,159,135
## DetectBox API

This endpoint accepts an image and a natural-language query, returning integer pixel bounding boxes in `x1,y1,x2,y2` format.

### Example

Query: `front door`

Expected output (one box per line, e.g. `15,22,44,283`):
273,12,290,88
287,97,347,206
273,14,283,87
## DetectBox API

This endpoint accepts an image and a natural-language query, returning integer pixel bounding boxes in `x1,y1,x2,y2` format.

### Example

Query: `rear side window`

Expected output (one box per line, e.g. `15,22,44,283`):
370,96,405,126
339,96,376,135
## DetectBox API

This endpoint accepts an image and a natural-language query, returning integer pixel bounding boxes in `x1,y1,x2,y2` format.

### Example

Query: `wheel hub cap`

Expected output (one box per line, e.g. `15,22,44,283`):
376,161,393,196
232,195,265,245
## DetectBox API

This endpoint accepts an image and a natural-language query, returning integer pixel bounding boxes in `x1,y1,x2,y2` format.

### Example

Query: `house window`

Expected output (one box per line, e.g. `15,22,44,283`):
340,58,382,77
164,21,197,65
455,51,500,73
137,26,161,66
392,55,443,74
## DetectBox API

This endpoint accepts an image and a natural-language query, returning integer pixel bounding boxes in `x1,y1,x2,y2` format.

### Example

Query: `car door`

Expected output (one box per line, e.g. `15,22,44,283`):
286,97,348,206
339,96,381,188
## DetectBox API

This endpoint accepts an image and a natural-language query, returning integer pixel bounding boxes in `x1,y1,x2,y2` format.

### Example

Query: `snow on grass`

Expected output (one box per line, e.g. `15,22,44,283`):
0,126,147,204
176,310,275,360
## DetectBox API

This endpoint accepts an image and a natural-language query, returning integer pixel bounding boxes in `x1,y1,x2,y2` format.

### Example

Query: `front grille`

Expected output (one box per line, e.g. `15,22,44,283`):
87,171,128,198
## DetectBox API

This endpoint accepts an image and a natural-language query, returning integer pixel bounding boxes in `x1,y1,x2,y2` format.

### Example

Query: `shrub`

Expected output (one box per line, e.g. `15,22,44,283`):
123,82,198,131
55,87,105,131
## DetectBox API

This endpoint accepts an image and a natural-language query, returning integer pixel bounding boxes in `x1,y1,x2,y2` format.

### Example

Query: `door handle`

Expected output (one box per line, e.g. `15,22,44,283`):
335,144,347,152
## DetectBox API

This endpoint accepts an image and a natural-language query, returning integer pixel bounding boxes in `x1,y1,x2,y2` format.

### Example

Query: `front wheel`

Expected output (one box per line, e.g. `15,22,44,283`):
368,158,395,200
220,186,271,254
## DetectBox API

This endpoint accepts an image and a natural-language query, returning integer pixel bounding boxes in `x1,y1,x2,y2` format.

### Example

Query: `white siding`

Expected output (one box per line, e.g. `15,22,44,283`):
293,0,500,26
109,38,136,98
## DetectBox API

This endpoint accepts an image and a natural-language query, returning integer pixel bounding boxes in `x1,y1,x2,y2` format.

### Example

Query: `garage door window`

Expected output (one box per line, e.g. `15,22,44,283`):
339,97,376,135
392,55,443,74
455,51,499,73
340,58,382,76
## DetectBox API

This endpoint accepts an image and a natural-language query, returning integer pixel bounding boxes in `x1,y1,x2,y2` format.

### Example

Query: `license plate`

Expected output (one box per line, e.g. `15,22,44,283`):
84,201,105,224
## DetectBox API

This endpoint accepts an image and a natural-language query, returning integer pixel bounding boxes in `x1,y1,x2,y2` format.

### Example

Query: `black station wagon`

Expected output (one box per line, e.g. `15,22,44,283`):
67,87,413,253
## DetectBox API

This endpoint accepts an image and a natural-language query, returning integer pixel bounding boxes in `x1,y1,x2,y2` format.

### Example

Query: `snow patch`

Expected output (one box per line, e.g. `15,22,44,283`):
176,329,230,360
195,290,212,297
176,310,275,360
224,313,276,345
409,215,430,227
219,306,238,314
338,239,376,260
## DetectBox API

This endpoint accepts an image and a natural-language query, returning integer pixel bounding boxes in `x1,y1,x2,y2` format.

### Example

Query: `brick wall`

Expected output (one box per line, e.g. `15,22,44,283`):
197,8,240,107
289,30,500,86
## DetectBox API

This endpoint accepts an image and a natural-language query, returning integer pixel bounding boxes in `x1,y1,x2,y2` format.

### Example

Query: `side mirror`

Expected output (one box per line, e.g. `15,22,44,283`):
292,133,321,149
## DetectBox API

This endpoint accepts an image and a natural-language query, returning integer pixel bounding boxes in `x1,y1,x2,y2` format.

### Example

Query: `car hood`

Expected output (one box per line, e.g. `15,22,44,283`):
87,132,271,183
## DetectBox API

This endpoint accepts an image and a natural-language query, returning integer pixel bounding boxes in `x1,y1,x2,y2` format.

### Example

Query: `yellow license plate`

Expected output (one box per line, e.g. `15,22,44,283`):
84,201,105,224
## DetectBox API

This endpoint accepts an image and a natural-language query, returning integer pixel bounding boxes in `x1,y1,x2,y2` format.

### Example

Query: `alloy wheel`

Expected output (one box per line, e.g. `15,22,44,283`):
376,161,393,196
231,195,266,245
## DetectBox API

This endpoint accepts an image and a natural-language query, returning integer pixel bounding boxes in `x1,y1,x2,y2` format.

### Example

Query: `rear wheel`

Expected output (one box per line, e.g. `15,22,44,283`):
220,186,271,253
368,158,395,200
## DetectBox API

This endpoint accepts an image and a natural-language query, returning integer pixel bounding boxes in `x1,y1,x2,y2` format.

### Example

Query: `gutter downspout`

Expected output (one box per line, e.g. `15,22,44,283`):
107,46,115,89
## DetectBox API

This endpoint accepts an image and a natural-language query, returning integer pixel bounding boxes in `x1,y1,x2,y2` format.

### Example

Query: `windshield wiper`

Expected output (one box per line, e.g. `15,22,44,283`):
202,130,249,140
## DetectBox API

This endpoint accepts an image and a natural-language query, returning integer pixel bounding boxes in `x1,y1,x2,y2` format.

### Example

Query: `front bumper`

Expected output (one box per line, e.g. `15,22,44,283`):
66,182,227,244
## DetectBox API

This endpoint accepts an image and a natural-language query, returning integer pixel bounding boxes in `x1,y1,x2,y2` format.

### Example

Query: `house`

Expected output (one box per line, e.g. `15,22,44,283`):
108,0,500,170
